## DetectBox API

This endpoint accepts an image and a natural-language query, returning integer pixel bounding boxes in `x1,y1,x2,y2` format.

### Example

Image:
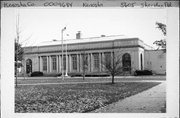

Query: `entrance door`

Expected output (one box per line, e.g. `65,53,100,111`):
26,59,32,74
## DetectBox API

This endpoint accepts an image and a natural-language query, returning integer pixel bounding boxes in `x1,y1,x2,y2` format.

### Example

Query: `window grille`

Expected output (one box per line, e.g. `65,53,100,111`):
93,53,99,69
52,57,57,70
72,55,77,70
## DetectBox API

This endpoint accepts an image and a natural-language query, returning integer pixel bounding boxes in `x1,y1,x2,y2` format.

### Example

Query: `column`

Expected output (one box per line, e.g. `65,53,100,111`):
69,55,71,72
111,52,113,67
38,56,40,71
66,55,68,74
77,54,79,72
90,53,93,72
99,53,101,72
39,56,42,72
101,52,105,72
47,56,49,73
79,54,82,72
56,55,59,73
59,55,61,73
88,53,91,72
49,56,52,73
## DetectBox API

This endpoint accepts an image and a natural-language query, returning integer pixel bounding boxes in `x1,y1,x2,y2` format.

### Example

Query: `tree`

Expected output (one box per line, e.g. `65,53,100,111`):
15,41,24,62
14,12,31,86
102,51,124,84
14,13,32,78
81,52,88,80
15,41,24,79
156,22,166,36
153,22,166,52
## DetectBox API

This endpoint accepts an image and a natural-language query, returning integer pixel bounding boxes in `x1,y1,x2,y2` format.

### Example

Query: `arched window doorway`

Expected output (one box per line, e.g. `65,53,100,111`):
26,59,32,74
122,53,131,72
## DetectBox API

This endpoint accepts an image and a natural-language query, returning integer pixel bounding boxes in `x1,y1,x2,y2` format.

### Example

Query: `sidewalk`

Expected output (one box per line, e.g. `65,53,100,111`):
17,75,166,80
16,76,165,86
92,82,166,113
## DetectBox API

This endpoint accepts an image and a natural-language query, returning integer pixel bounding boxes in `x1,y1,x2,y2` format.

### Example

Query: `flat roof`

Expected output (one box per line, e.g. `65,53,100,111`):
36,35,138,47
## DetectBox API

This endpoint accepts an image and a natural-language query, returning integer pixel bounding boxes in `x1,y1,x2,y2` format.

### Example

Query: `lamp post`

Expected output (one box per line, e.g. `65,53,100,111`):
61,27,66,80
65,34,69,77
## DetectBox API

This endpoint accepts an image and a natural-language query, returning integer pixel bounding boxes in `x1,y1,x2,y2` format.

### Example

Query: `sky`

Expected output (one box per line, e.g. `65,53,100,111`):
15,8,167,47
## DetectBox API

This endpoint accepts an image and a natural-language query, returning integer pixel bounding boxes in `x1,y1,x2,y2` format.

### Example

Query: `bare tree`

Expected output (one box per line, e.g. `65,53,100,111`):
15,13,21,87
102,50,124,84
15,13,33,86
81,51,88,80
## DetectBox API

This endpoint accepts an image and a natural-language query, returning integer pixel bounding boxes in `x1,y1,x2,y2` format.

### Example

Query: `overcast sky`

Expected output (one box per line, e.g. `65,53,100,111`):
14,8,166,47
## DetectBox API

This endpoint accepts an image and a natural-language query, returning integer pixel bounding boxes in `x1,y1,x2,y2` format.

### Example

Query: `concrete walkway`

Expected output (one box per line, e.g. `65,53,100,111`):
92,82,166,113
16,76,165,86
17,75,166,80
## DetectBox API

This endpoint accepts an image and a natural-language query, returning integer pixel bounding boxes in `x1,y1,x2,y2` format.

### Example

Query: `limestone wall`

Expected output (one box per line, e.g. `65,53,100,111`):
144,50,166,74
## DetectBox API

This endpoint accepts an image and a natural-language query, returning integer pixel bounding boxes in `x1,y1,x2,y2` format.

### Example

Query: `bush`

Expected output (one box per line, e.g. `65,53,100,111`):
70,73,110,77
56,73,62,76
31,71,43,77
56,73,110,77
70,73,82,77
134,70,153,76
85,73,110,77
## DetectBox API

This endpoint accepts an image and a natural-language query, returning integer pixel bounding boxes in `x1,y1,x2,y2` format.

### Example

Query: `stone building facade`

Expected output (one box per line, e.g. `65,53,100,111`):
22,35,166,76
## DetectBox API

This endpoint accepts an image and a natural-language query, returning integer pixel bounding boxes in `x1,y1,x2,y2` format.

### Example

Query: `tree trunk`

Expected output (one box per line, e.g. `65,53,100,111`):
112,75,115,84
83,73,85,80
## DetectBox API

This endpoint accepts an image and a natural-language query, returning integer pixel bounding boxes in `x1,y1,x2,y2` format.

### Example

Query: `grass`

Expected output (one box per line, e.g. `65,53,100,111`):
17,77,110,84
15,82,160,113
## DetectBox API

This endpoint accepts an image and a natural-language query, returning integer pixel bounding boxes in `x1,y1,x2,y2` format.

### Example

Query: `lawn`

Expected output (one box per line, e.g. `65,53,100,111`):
16,77,110,84
15,82,160,113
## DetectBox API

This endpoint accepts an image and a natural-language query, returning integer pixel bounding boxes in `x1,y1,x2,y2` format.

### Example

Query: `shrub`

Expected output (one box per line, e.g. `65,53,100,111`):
134,70,153,76
56,73,110,77
70,74,82,77
31,71,43,77
85,73,110,77
56,73,62,76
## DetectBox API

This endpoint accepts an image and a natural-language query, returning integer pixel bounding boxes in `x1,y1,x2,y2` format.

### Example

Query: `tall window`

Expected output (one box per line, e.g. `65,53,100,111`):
93,53,99,69
104,52,111,65
122,53,131,71
63,56,66,70
52,56,57,71
26,59,32,74
140,54,143,70
82,53,88,71
72,55,77,70
42,57,47,71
